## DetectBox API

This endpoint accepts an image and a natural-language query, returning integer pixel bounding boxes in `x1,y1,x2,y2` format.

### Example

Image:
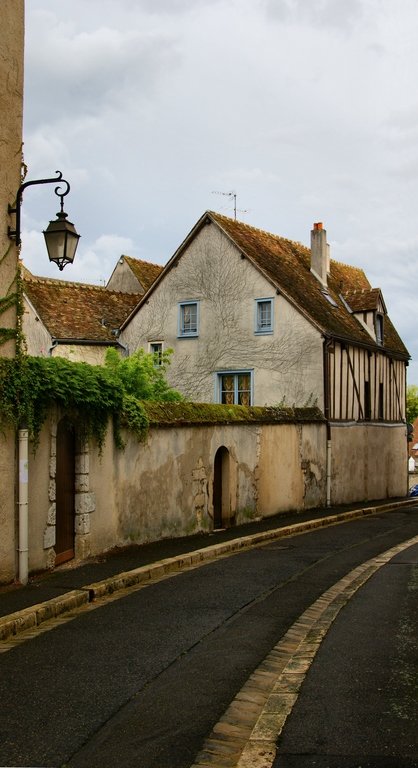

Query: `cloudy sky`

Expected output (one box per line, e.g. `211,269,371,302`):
22,0,418,380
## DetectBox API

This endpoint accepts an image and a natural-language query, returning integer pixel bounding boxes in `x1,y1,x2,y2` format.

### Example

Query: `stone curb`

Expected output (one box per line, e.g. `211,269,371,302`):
0,589,89,642
0,499,415,644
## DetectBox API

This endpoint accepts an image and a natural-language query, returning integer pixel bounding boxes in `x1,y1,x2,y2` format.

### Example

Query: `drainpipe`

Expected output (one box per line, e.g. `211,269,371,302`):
18,425,29,585
326,437,332,508
323,337,332,507
112,329,129,357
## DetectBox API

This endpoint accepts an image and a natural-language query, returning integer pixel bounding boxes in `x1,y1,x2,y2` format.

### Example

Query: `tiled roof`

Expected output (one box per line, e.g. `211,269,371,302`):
208,212,408,357
123,256,163,291
343,288,381,313
24,274,142,341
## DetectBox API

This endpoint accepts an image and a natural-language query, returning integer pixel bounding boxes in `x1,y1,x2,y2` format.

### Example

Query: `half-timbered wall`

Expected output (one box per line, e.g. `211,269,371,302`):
329,342,406,423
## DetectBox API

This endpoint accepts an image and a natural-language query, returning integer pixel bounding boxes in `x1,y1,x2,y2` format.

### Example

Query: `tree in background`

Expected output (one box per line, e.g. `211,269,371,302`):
104,347,182,402
406,384,418,424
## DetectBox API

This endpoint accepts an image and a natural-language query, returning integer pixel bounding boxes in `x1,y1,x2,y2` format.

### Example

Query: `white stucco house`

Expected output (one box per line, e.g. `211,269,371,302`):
120,211,410,504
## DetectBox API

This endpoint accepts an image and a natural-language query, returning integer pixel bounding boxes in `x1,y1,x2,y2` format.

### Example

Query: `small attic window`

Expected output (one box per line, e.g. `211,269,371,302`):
321,290,338,308
376,313,384,345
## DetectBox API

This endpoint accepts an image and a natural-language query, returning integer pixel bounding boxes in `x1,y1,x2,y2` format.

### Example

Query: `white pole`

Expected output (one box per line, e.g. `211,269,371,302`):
18,428,29,585
326,438,332,508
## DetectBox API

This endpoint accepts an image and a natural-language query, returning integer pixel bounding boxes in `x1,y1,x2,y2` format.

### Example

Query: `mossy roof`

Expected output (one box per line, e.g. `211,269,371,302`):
123,256,163,291
23,273,142,341
142,401,326,427
344,288,383,313
208,212,408,357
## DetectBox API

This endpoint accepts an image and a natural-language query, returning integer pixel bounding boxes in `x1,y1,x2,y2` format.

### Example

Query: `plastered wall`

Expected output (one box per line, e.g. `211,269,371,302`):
330,422,408,504
0,1,24,583
4,414,408,583
16,417,327,579
121,223,324,408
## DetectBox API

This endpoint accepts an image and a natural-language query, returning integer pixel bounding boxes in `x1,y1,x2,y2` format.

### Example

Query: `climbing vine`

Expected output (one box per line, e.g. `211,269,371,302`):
0,248,24,351
0,350,182,452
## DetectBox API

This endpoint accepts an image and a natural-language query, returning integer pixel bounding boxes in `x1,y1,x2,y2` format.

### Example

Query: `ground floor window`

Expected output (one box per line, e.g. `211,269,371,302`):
216,370,253,406
149,341,163,366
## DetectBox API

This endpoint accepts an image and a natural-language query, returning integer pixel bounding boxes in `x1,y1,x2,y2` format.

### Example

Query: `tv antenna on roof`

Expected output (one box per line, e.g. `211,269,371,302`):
212,190,251,221
212,190,237,219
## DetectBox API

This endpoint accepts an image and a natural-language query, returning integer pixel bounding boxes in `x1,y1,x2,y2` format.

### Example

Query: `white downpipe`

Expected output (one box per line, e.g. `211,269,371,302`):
326,438,332,508
18,428,29,585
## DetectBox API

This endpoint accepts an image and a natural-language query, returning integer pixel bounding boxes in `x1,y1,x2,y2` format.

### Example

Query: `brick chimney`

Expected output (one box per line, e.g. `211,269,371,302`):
310,222,330,288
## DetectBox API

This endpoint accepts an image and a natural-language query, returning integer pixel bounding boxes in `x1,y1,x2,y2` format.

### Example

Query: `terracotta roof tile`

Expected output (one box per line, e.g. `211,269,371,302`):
343,288,381,312
24,274,142,341
209,212,408,357
123,256,163,291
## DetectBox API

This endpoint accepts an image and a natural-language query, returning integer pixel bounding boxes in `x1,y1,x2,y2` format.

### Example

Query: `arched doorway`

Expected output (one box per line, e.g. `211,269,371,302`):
213,446,230,529
55,418,75,564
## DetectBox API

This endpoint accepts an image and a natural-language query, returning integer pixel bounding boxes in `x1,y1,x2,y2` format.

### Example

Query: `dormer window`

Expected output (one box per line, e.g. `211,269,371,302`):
376,313,384,345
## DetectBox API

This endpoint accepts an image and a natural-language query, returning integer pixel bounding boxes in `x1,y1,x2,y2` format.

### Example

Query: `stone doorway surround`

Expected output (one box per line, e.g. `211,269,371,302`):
43,409,95,567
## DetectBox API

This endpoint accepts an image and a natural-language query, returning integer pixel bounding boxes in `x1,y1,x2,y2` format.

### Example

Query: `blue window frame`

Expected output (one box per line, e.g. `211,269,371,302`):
215,370,253,406
178,301,199,337
255,298,273,334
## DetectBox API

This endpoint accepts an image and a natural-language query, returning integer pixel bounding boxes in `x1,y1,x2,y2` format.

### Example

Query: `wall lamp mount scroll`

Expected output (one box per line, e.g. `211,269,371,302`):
8,170,81,270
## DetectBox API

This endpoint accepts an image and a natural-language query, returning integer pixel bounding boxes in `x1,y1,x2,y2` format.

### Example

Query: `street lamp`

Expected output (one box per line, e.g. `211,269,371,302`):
8,170,81,270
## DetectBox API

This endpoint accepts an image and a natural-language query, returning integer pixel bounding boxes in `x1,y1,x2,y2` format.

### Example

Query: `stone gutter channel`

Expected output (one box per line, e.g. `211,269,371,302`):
0,500,415,644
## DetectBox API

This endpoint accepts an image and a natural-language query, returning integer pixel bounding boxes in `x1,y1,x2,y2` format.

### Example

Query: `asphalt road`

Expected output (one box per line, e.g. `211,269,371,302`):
1,506,418,768
273,541,418,768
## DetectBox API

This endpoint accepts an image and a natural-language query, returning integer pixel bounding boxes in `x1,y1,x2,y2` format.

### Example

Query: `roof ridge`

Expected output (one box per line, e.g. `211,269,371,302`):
344,286,380,293
209,210,309,250
124,254,163,268
23,276,142,298
329,257,366,272
24,277,107,290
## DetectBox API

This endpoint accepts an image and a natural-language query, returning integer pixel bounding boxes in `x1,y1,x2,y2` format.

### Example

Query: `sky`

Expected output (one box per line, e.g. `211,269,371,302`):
21,0,418,381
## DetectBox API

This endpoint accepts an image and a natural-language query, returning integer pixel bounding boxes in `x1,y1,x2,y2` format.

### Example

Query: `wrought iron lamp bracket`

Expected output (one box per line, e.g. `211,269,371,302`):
8,170,70,246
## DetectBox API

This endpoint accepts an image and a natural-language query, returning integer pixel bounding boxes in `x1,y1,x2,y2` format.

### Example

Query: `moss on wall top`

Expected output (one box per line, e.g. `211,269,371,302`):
142,401,326,427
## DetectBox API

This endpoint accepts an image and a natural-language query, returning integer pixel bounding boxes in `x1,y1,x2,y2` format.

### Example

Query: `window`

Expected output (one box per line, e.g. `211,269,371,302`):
216,370,253,406
255,298,273,334
178,301,199,337
376,314,384,345
320,290,338,308
149,342,163,366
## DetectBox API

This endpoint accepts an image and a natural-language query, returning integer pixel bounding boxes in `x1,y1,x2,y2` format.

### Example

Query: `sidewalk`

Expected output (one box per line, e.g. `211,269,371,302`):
0,497,415,642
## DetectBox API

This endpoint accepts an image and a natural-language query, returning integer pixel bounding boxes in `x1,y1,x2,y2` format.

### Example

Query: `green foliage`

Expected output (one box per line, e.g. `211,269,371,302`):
406,384,418,424
104,347,182,402
0,348,183,452
104,347,182,446
0,356,123,451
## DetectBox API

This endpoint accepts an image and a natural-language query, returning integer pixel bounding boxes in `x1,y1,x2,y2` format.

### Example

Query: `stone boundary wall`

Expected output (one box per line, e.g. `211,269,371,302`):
2,406,408,582
22,411,327,576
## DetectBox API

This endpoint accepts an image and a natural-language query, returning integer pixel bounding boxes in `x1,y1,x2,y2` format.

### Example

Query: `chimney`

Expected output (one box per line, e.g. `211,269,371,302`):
310,222,330,288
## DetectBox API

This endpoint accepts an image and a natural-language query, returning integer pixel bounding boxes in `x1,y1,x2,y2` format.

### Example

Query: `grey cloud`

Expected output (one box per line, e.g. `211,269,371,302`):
25,23,181,127
120,0,225,12
263,0,365,30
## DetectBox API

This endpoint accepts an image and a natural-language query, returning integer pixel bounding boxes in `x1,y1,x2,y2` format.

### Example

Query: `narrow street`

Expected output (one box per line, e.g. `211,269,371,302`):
273,540,418,767
1,506,418,768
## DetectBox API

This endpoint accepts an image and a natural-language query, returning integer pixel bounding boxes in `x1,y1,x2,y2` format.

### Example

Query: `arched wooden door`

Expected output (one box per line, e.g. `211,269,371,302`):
213,446,230,529
55,419,75,564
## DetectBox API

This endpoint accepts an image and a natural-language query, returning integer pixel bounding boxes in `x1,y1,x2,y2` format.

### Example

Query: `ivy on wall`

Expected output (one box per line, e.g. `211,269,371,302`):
0,350,182,452
0,156,28,350
0,247,24,349
0,355,157,451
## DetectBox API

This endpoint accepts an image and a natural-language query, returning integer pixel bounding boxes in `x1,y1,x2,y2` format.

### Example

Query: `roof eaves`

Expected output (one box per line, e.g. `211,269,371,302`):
23,292,52,339
120,211,213,330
